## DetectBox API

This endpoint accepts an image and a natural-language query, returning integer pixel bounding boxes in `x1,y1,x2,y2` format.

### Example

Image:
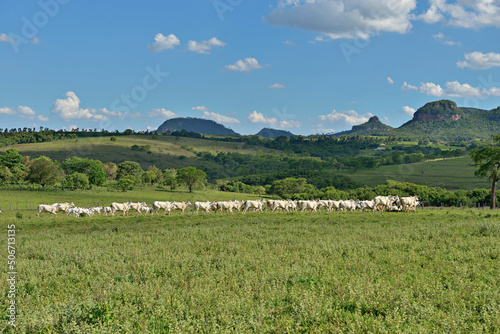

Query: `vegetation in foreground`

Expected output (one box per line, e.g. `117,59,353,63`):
1,210,499,332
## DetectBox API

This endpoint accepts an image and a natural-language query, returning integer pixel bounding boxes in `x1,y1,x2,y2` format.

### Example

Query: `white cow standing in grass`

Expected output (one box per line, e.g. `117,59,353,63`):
152,201,174,215
127,202,148,215
110,202,130,216
172,201,192,214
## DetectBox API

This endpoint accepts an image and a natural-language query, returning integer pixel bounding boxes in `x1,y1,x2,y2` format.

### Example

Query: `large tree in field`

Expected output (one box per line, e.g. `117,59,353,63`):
28,156,62,187
470,135,500,209
176,166,207,193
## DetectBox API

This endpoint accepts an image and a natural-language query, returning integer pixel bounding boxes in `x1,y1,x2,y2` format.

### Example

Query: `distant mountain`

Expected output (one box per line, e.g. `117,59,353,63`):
332,116,393,137
156,117,239,136
332,100,500,140
256,128,294,138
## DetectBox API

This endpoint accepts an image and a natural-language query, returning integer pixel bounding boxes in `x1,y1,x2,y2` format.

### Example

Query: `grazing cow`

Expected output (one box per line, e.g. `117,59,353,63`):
55,202,75,212
359,200,377,212
110,202,130,216
172,201,192,214
127,202,148,215
243,199,265,213
37,204,59,217
374,195,399,212
103,207,112,216
400,196,419,212
194,201,212,214
231,200,245,212
152,201,174,215
298,200,318,212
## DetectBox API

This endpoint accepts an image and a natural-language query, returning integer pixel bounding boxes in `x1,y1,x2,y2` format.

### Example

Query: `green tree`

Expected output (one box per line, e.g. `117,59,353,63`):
269,177,309,198
64,172,89,189
0,148,27,182
470,135,500,209
176,166,207,192
28,156,62,187
62,157,105,186
0,166,13,184
117,161,144,184
104,162,118,180
117,177,135,191
163,168,178,189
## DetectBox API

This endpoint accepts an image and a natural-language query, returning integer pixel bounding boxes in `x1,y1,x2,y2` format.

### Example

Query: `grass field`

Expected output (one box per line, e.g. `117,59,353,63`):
338,157,488,190
1,192,499,332
0,135,283,170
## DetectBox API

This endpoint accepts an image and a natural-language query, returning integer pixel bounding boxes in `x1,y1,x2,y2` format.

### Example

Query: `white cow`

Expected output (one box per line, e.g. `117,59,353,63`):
55,202,75,212
103,207,112,216
359,200,376,212
127,202,148,215
400,196,419,212
37,204,59,217
152,201,174,215
340,200,358,212
172,201,192,214
194,201,212,214
243,199,265,213
298,200,318,212
217,201,235,213
110,202,130,216
374,195,399,212
231,200,245,212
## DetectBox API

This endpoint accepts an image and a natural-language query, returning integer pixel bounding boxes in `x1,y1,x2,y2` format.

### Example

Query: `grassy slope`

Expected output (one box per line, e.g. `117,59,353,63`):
0,135,282,170
338,157,488,190
0,209,499,332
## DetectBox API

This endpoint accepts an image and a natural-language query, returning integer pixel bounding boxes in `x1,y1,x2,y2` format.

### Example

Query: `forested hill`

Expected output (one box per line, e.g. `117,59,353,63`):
333,100,500,140
256,128,294,138
156,118,239,136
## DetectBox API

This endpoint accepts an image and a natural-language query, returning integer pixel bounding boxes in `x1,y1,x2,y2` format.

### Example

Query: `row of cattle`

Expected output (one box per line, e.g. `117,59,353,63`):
36,195,419,217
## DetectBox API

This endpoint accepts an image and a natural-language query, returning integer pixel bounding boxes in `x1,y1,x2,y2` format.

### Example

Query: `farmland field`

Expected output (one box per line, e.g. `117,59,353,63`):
338,157,489,190
1,194,499,332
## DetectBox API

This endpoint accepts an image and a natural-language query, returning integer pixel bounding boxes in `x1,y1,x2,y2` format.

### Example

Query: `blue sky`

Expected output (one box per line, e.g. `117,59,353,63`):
1,0,500,135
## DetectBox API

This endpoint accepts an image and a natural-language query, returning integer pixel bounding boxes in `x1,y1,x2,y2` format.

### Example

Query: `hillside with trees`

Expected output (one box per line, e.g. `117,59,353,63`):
156,117,239,136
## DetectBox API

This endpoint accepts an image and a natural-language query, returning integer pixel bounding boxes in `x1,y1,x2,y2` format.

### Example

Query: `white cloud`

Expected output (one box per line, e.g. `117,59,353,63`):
30,37,41,45
146,126,158,132
269,83,286,89
402,106,416,117
187,37,226,54
416,0,500,29
0,106,47,121
457,52,500,70
401,81,418,91
265,0,417,40
37,115,49,122
51,92,124,121
0,33,16,43
318,109,374,126
225,58,264,72
432,32,461,46
387,77,394,85
202,111,240,124
283,40,296,46
192,106,209,111
383,116,391,124
148,33,180,53
403,80,500,98
247,111,301,128
148,108,178,119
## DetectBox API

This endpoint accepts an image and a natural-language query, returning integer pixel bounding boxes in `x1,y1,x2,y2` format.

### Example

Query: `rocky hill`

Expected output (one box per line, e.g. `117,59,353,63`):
156,118,239,136
333,116,393,137
256,128,294,138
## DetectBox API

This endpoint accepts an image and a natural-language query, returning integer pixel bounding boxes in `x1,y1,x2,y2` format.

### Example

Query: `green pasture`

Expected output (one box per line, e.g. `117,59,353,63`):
0,135,282,170
1,204,499,332
338,157,488,190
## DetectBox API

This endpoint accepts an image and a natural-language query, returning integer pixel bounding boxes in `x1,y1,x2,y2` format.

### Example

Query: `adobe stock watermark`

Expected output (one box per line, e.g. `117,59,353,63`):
8,0,71,53
213,0,243,21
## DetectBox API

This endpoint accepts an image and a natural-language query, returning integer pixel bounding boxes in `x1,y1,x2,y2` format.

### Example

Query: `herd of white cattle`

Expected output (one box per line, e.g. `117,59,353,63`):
36,195,420,217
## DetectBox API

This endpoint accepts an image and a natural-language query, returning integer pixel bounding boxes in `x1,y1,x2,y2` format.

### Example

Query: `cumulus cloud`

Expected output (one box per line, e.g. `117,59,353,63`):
51,91,123,121
402,106,416,117
265,0,417,40
192,106,209,111
402,80,500,97
415,0,500,28
0,105,47,121
457,52,500,70
0,33,16,43
187,37,225,54
147,108,178,119
387,77,394,85
401,81,418,91
318,109,374,126
269,83,286,89
225,58,264,72
247,111,301,128
202,111,240,124
148,33,180,53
